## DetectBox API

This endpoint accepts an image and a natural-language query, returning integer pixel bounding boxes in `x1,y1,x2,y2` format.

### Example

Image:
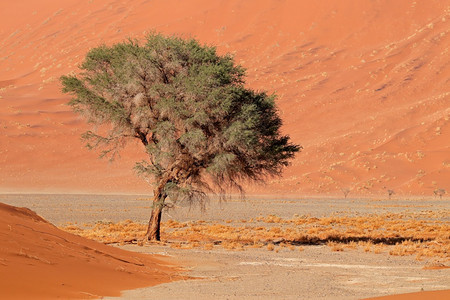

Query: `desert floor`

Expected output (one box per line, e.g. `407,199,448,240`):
1,194,448,299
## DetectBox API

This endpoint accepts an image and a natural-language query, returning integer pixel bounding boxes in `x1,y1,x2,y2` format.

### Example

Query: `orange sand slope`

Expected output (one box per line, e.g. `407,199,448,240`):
365,289,450,300
0,0,449,196
0,202,180,299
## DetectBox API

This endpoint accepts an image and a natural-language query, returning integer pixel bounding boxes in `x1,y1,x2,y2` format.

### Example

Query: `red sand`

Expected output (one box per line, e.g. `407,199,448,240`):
365,289,450,300
0,0,449,196
0,202,181,299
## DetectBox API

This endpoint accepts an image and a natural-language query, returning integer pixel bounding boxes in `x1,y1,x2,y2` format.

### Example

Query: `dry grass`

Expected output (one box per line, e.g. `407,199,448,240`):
60,210,449,261
61,220,146,244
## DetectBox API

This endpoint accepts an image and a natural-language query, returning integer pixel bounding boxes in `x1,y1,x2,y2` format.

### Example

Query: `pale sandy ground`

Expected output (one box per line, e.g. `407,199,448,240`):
2,194,448,299
2,194,448,226
110,244,449,300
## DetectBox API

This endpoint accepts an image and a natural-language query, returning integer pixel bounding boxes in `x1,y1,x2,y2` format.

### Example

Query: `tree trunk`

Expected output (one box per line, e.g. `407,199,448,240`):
145,183,167,241
145,203,163,241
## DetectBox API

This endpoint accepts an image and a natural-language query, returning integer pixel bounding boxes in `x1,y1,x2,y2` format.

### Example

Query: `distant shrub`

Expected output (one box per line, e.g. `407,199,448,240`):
387,189,395,199
433,188,446,199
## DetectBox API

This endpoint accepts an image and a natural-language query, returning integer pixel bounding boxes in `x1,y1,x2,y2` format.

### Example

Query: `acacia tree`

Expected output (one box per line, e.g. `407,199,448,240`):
61,34,300,241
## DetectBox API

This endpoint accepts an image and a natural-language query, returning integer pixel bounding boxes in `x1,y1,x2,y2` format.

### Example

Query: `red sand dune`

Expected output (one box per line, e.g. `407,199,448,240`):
0,0,449,196
365,289,450,300
0,202,180,299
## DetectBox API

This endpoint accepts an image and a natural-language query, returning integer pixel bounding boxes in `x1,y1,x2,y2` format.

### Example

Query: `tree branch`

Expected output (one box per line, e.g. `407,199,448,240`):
135,130,148,146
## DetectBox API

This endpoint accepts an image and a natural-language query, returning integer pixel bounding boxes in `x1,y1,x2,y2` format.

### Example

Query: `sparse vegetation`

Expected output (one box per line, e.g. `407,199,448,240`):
61,210,449,261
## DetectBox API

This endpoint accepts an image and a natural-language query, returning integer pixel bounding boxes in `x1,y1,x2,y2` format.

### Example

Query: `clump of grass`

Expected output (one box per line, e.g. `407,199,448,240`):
260,214,284,224
203,243,214,250
422,261,449,270
361,241,373,253
248,241,264,249
327,241,344,252
165,219,187,229
373,244,385,254
222,241,244,251
344,241,358,250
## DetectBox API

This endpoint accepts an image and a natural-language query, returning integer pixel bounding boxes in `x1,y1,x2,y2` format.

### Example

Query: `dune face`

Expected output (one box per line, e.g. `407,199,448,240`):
0,202,179,299
0,0,449,196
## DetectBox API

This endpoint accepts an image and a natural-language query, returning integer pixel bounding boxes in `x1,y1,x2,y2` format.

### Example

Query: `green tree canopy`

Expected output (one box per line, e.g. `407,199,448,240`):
61,33,300,240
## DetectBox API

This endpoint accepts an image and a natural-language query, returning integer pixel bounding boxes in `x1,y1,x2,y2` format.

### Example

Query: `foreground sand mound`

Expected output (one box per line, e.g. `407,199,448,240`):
0,0,449,196
0,202,180,299
365,289,450,300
